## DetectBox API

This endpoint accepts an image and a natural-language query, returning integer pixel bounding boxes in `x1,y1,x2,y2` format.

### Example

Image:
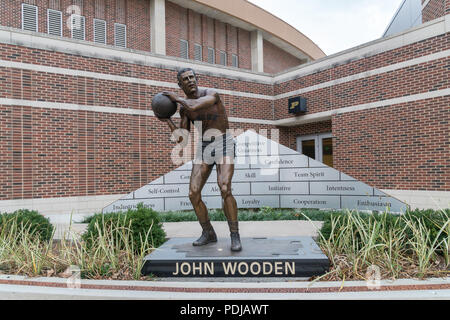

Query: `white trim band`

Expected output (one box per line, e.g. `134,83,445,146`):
1,46,447,103
0,98,274,124
1,87,449,126
275,49,450,100
274,88,450,126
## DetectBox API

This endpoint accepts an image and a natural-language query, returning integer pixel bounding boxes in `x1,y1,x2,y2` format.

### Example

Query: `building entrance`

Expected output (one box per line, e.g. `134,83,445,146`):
297,133,333,167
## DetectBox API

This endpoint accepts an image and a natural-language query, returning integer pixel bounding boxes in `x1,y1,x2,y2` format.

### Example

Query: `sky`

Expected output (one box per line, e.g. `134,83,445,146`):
247,0,404,55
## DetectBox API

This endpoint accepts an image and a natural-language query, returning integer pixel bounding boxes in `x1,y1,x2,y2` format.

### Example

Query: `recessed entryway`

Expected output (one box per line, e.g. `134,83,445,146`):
297,133,333,167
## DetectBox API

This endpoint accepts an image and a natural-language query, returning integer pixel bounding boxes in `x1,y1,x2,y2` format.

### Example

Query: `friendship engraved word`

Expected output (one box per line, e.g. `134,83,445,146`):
172,261,296,276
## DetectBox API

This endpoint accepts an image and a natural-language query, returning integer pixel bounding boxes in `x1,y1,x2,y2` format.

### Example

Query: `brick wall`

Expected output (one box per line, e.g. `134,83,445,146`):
165,1,252,70
422,0,446,22
275,32,449,191
263,40,302,74
0,0,304,73
0,2,448,203
332,97,449,191
274,33,450,120
0,0,151,51
0,38,276,200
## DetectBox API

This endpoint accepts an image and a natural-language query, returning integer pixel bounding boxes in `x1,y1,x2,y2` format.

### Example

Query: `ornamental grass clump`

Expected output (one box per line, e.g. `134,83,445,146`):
0,215,59,276
315,209,450,281
61,212,156,279
0,206,165,280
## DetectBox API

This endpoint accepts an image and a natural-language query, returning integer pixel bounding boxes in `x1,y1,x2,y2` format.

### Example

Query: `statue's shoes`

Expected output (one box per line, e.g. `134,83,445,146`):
230,232,242,252
192,229,218,246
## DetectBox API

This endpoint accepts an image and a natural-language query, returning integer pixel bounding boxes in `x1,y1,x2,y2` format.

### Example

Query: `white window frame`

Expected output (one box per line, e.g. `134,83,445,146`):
180,39,189,59
22,3,38,32
47,9,62,37
232,54,239,68
71,14,85,40
219,50,227,66
194,43,202,61
297,133,333,163
93,18,107,44
207,47,215,64
114,23,127,48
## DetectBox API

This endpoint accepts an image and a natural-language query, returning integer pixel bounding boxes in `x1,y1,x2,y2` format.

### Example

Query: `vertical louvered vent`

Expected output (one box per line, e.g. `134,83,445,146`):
219,51,227,66
71,14,85,40
94,19,106,44
232,54,239,68
194,44,202,61
180,40,189,59
114,23,127,48
47,9,62,36
207,47,215,64
22,4,38,32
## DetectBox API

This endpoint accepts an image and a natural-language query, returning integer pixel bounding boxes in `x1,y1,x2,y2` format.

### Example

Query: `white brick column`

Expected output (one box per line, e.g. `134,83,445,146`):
251,30,264,73
150,0,166,55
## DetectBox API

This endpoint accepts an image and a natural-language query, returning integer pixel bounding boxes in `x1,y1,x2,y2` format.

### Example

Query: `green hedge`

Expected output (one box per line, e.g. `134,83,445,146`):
82,204,167,252
0,209,54,242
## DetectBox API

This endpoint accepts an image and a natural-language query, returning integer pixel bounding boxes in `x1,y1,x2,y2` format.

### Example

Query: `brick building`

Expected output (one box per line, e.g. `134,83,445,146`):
0,0,448,215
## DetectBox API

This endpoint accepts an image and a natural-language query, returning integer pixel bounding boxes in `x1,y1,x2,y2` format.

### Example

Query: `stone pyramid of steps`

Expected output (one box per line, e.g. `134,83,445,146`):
104,130,407,213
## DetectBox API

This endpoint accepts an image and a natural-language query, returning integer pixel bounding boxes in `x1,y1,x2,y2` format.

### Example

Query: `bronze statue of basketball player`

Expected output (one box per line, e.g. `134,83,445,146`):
160,68,242,252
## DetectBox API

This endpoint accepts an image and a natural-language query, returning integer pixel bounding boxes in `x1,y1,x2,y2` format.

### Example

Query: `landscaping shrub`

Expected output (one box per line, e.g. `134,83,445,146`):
0,209,54,242
82,204,167,252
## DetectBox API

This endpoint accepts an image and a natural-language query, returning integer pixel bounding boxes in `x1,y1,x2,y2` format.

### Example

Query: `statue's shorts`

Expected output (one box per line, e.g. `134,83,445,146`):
197,133,236,165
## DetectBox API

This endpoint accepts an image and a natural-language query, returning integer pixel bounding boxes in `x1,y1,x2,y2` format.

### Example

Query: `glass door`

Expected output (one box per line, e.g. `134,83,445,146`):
297,133,333,167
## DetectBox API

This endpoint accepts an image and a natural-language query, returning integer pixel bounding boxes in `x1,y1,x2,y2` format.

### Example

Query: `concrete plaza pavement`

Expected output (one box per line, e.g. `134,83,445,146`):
47,213,324,240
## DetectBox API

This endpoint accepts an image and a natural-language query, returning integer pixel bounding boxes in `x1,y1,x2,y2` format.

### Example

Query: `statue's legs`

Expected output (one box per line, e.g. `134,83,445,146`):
217,159,242,252
189,162,217,246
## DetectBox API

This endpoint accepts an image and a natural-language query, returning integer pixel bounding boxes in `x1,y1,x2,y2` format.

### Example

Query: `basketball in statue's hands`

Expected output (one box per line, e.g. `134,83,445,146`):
152,93,178,119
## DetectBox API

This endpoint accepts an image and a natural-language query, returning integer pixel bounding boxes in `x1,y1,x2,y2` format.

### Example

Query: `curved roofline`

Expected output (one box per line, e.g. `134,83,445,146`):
190,0,326,60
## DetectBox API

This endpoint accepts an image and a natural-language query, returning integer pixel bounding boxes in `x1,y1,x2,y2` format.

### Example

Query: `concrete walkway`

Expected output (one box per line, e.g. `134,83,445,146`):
50,217,323,240
0,275,448,300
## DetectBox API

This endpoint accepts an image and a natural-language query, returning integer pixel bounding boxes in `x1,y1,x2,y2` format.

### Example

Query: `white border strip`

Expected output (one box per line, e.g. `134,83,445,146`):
275,49,450,100
1,88,448,126
0,98,274,124
1,14,448,89
1,47,448,102
0,59,273,101
0,26,273,84
273,88,450,126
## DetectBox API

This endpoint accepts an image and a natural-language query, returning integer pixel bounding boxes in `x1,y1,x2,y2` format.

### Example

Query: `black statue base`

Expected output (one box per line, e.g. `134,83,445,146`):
142,237,329,278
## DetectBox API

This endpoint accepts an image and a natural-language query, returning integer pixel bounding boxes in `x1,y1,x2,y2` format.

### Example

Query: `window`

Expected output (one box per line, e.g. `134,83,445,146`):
219,51,227,66
297,133,334,167
114,23,127,48
180,39,189,59
94,19,106,44
207,47,215,64
71,14,85,40
47,9,62,36
22,3,38,32
232,54,239,68
194,43,202,61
